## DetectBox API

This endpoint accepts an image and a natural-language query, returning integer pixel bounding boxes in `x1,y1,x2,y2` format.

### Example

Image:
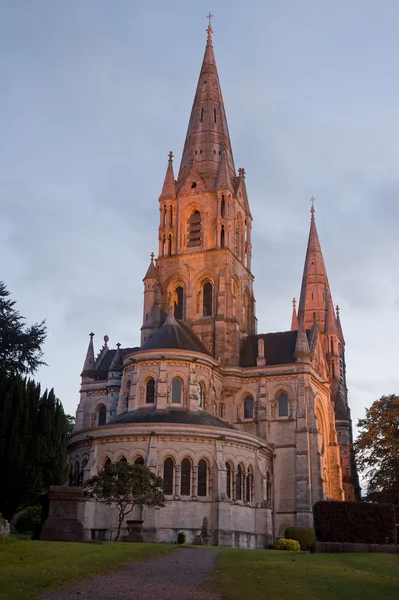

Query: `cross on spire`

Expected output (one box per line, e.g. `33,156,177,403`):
168,150,173,163
310,196,315,220
150,252,155,262
206,11,213,44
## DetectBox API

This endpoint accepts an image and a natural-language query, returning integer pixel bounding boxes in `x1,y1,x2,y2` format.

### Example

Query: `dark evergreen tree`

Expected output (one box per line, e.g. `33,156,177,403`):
0,373,69,520
0,281,46,377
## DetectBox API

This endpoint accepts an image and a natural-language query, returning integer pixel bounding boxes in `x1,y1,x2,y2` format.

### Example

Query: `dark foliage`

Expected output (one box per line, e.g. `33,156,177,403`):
284,526,315,551
0,372,69,520
313,501,397,545
177,531,186,545
0,281,46,376
14,506,42,534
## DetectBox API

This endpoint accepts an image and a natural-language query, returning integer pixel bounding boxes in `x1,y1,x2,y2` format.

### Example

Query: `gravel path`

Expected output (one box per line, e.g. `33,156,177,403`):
42,547,221,600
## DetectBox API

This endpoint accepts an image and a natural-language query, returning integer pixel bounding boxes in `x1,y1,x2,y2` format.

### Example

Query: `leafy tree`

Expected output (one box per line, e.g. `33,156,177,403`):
0,281,46,376
354,394,399,505
83,462,166,541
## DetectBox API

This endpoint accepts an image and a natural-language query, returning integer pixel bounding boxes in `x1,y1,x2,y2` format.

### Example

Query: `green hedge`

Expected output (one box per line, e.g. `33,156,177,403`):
313,501,397,544
15,506,42,534
275,538,300,551
284,526,315,551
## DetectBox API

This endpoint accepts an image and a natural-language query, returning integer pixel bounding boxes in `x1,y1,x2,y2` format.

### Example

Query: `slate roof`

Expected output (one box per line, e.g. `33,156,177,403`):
95,347,139,381
141,314,210,355
110,407,237,430
240,330,311,368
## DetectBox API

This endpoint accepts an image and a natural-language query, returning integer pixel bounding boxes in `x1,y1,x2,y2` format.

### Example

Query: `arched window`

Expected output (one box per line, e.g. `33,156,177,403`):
125,380,131,410
118,456,127,463
266,471,272,507
163,458,174,495
103,457,111,469
278,393,289,417
187,210,201,247
134,456,144,465
236,464,244,501
226,462,232,498
243,290,251,331
69,462,73,486
169,205,173,227
197,382,204,407
79,458,88,487
73,460,80,487
146,377,155,404
244,395,253,419
198,459,208,497
162,235,166,256
203,282,213,316
163,205,167,227
168,234,172,256
171,378,182,404
180,458,191,496
246,465,253,503
221,195,225,217
98,405,106,426
220,225,225,248
174,286,184,320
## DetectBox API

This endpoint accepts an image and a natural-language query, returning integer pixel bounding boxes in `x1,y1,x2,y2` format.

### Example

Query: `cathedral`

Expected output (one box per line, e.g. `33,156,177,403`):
68,25,360,548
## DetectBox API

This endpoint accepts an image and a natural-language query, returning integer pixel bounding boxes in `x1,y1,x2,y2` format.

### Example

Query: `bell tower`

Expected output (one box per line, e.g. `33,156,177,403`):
141,24,256,365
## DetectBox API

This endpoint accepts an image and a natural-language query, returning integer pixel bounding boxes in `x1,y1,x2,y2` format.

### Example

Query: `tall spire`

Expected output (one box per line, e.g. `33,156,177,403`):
177,20,236,192
291,298,298,331
81,332,95,378
298,203,336,332
159,151,176,199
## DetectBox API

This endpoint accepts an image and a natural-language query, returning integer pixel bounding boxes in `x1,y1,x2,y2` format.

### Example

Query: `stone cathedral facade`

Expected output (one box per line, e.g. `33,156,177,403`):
68,26,360,548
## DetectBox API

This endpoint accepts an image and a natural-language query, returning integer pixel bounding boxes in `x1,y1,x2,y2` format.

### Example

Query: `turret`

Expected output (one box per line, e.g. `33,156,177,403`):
108,343,123,419
141,253,160,346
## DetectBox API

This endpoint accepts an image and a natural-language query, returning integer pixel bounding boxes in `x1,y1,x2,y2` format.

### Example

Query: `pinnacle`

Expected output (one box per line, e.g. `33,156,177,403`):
159,151,176,199
81,332,96,378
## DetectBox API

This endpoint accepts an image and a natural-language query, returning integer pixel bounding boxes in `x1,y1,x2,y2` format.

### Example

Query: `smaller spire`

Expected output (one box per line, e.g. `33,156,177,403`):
159,151,176,199
336,305,345,342
81,332,96,378
294,310,311,363
144,252,157,280
291,298,298,331
109,343,123,372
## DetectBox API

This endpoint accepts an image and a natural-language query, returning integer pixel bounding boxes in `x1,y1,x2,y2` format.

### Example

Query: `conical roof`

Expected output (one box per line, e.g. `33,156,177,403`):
291,299,298,331
81,333,95,378
109,344,123,372
294,310,311,363
298,207,336,332
177,25,236,193
144,254,158,280
159,151,176,199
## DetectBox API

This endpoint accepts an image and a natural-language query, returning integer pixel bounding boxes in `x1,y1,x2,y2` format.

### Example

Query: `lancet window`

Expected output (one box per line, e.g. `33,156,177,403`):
278,392,289,417
145,377,155,404
174,286,184,320
163,458,174,495
180,458,191,496
203,282,213,316
244,395,254,419
198,459,208,497
187,210,202,247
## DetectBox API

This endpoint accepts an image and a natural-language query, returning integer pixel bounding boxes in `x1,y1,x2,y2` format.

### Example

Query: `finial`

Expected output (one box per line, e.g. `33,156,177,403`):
103,335,109,346
168,150,173,163
116,342,121,350
336,305,340,316
238,167,246,178
310,196,315,220
206,11,213,44
89,332,94,339
292,298,296,309
150,251,155,262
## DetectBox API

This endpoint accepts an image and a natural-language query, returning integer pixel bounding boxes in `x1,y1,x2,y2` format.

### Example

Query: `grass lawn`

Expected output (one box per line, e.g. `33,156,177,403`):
209,548,399,600
0,537,176,600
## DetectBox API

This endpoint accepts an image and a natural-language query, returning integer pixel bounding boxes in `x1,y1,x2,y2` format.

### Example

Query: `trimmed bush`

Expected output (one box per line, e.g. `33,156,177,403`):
177,531,186,545
15,506,42,534
313,501,397,545
275,537,300,551
284,526,315,551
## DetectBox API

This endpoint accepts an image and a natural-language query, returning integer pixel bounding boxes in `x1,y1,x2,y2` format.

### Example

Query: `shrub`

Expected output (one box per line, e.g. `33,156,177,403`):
15,506,42,534
177,531,186,545
275,537,300,551
313,501,397,545
284,526,315,551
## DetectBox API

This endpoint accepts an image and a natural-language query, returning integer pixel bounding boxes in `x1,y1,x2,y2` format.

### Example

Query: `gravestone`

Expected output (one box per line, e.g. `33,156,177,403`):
41,486,84,542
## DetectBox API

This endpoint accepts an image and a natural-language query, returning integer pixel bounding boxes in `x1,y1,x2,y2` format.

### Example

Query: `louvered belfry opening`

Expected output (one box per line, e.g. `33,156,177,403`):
187,210,201,247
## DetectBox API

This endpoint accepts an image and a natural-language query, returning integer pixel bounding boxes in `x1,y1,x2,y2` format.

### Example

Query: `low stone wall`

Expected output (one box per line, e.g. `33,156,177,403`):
311,541,399,554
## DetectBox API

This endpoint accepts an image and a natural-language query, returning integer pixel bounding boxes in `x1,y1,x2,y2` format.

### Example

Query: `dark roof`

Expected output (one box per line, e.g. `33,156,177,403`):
110,408,237,429
141,314,210,355
95,347,139,381
239,330,311,368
